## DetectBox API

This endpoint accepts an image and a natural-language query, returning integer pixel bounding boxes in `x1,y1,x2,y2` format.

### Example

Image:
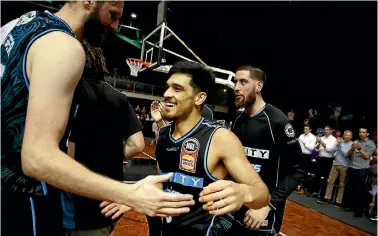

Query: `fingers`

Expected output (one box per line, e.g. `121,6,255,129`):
146,173,173,184
111,206,132,220
104,205,120,217
111,210,124,220
244,216,254,230
202,198,230,211
254,221,263,230
99,201,110,208
199,189,228,203
199,181,230,198
249,219,258,230
101,203,118,215
155,207,191,217
161,191,194,202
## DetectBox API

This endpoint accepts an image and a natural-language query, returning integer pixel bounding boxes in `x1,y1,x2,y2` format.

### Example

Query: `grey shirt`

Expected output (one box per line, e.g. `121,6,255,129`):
349,138,376,169
333,141,353,167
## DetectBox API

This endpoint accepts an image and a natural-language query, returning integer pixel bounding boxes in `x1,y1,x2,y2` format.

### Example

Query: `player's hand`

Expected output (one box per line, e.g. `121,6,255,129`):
352,141,359,149
243,206,270,230
100,201,132,220
316,136,321,142
127,173,195,217
150,100,165,123
199,180,245,216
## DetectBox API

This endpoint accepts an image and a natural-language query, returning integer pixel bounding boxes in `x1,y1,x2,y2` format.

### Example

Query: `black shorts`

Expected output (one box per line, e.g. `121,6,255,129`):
233,206,285,236
2,189,62,236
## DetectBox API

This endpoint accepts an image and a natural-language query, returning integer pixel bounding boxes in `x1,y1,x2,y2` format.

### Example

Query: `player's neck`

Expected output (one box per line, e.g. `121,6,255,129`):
173,112,202,140
245,96,266,117
55,5,86,41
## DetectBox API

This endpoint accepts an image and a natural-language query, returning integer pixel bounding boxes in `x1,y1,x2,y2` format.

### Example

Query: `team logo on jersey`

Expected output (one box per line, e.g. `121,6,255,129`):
16,11,36,26
179,138,200,173
285,123,295,138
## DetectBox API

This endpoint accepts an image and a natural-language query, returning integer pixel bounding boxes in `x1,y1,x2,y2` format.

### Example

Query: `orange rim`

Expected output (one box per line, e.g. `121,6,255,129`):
126,58,150,68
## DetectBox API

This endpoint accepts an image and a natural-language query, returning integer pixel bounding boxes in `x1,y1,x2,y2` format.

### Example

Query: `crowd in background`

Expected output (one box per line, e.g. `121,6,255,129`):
289,104,377,221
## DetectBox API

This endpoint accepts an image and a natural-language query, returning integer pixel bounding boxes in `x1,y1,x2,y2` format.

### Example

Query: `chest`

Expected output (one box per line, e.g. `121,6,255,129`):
233,117,275,150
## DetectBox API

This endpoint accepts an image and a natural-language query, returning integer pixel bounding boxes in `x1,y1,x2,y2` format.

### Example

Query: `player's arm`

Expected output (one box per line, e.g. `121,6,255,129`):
21,32,194,216
122,97,145,159
268,120,306,211
124,131,144,160
199,128,270,215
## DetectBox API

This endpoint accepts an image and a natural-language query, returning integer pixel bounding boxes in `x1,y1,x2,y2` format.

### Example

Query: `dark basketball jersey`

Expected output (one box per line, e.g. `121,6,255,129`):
156,117,233,235
1,11,77,196
231,104,302,235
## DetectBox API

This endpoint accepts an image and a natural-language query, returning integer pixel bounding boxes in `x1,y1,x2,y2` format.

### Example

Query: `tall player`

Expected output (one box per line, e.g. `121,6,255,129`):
1,2,194,235
149,61,270,235
231,65,306,235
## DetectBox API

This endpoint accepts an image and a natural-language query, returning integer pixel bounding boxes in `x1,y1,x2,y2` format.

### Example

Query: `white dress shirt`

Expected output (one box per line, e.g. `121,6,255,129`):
317,135,338,158
298,133,317,154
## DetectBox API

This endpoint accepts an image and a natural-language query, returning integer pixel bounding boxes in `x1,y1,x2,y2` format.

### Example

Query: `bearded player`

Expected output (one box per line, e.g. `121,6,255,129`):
150,61,270,236
1,2,195,235
231,65,306,235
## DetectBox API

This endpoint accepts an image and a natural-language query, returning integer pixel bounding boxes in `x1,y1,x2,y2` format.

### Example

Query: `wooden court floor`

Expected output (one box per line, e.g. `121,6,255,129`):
112,144,371,236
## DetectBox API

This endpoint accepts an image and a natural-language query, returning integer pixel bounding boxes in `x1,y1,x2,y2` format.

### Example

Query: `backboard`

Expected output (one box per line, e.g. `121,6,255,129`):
134,1,235,89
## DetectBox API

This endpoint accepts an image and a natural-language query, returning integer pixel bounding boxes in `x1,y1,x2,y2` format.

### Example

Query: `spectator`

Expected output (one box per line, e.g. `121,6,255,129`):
135,105,141,115
314,125,338,198
297,124,317,194
298,124,317,169
141,106,147,117
342,127,377,217
317,130,353,206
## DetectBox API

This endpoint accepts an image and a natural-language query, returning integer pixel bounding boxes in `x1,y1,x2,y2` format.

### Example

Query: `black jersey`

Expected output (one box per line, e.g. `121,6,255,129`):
156,118,234,235
231,104,304,235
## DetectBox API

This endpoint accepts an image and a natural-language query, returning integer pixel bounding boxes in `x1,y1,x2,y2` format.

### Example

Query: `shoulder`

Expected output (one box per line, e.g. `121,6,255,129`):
264,104,289,126
212,127,241,145
30,31,84,59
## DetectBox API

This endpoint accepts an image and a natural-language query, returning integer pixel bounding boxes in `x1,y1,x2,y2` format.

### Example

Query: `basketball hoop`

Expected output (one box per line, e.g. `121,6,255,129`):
126,58,150,77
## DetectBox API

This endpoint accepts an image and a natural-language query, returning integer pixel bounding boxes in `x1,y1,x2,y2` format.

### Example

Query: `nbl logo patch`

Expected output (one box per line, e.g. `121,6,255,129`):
179,138,200,173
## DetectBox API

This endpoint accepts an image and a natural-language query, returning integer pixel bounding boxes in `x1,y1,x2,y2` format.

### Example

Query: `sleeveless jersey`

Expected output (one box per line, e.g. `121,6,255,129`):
156,118,228,235
1,11,76,196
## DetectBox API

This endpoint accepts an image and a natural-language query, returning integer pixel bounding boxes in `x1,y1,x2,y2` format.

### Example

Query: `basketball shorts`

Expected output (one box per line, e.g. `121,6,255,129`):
2,189,62,236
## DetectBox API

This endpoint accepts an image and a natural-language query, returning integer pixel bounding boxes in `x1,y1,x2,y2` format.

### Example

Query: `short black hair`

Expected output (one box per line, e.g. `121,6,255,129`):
236,65,267,85
304,124,312,129
169,61,215,100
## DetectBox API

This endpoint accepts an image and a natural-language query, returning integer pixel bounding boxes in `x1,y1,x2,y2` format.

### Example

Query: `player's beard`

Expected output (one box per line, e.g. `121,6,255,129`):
83,9,108,47
235,86,257,109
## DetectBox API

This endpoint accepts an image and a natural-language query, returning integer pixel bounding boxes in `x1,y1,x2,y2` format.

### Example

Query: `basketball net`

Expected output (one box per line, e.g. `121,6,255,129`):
126,58,149,77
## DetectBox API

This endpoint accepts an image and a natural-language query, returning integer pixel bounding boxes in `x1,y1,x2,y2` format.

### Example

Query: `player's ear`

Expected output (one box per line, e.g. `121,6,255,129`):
195,92,207,107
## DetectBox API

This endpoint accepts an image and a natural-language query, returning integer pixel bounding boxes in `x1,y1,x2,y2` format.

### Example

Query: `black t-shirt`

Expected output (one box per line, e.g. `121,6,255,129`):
68,78,143,230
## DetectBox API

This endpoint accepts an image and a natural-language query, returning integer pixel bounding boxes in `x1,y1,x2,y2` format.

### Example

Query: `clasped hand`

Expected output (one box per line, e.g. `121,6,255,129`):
199,180,245,216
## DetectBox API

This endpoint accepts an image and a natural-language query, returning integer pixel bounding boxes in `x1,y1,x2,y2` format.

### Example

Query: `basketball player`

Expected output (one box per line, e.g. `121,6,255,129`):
149,61,270,235
231,65,305,235
61,40,145,235
1,2,194,235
